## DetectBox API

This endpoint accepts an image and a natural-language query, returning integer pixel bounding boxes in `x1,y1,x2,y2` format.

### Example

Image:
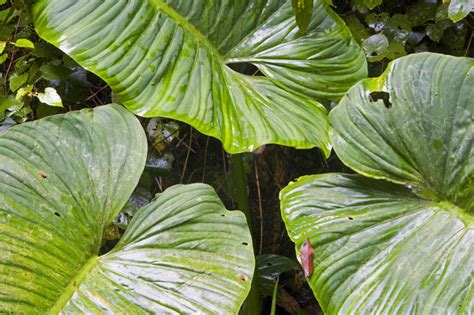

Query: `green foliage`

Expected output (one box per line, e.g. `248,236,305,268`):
447,0,474,22
0,0,473,313
0,0,95,130
0,105,254,313
343,0,472,75
281,53,473,313
33,0,367,154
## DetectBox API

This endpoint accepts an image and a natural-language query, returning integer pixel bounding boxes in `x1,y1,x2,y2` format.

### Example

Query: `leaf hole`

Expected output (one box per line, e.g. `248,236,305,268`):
242,242,249,246
221,214,226,217
369,91,392,109
266,262,273,266
348,216,354,220
54,212,61,218
226,62,261,76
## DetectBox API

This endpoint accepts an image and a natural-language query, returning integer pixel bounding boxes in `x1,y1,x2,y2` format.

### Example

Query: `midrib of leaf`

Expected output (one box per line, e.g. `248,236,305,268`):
48,255,98,314
149,0,225,63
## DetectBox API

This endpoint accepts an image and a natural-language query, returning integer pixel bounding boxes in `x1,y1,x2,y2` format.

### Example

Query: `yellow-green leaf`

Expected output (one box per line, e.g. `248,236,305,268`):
33,0,367,154
36,87,63,107
12,39,35,49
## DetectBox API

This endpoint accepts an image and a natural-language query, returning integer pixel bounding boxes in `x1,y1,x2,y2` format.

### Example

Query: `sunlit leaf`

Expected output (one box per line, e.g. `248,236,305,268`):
281,53,473,314
33,0,367,154
0,104,254,313
36,87,63,107
447,0,474,22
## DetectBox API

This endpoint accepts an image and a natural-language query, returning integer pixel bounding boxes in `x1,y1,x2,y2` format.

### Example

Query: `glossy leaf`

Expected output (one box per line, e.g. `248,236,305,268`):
36,87,63,107
0,105,254,313
331,53,473,210
281,174,473,314
447,0,474,22
58,184,254,314
0,105,147,312
12,38,35,49
281,53,473,313
33,0,367,154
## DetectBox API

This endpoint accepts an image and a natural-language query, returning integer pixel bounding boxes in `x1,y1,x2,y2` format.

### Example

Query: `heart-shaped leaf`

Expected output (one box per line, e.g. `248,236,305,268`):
0,105,254,313
281,53,473,314
331,53,473,210
33,0,367,154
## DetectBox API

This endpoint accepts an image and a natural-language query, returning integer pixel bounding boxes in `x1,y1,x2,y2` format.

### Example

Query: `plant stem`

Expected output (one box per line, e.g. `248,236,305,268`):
270,276,279,315
231,154,260,315
231,154,251,226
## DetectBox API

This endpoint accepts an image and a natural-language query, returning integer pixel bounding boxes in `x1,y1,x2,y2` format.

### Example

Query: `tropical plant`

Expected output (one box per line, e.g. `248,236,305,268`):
32,0,367,154
281,53,473,313
0,104,254,313
446,0,474,22
2,0,473,313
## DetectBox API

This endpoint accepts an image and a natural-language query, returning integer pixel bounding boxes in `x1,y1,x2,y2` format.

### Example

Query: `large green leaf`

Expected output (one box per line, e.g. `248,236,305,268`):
0,105,254,313
281,174,473,314
331,53,473,211
32,0,367,154
281,53,473,313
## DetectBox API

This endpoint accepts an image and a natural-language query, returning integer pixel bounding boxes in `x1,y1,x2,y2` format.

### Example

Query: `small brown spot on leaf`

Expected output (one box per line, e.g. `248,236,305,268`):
239,274,248,281
54,212,61,218
38,171,48,179
348,216,354,220
300,239,314,277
